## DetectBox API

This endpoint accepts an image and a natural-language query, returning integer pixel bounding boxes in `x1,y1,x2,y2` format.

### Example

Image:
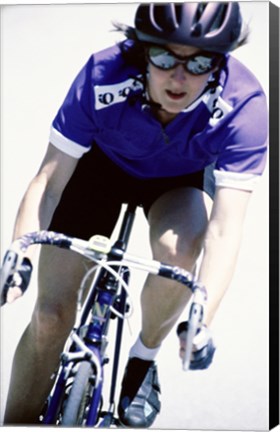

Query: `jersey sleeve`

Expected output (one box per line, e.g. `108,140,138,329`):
49,56,98,158
214,91,268,190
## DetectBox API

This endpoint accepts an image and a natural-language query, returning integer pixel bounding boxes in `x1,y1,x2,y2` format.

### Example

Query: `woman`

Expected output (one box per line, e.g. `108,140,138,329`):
3,3,268,427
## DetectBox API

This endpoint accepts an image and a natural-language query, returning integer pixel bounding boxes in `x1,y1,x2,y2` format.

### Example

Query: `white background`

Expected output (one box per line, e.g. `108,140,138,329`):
0,2,273,430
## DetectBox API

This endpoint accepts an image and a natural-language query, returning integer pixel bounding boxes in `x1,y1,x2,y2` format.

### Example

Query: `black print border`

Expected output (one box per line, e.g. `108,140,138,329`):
269,2,279,429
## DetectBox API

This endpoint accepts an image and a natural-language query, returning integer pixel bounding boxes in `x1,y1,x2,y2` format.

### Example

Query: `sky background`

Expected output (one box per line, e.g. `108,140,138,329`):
0,2,273,430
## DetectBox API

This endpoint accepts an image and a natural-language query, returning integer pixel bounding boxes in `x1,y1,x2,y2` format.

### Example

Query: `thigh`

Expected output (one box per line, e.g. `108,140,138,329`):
141,163,215,217
148,187,213,270
35,245,90,327
41,146,138,321
49,145,127,239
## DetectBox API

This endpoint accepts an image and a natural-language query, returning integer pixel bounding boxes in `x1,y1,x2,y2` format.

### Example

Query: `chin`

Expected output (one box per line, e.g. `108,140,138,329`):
163,105,185,114
163,99,190,113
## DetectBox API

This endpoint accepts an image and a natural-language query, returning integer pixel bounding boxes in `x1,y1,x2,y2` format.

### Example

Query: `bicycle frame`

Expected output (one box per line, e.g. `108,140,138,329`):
43,203,137,426
1,203,208,426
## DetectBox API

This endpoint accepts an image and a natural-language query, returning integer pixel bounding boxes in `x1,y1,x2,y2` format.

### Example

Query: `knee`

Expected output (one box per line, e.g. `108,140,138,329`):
151,231,204,269
31,302,75,346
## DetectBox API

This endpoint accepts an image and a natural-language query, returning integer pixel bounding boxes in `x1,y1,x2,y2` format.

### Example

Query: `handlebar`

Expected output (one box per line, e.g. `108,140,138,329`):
0,230,208,370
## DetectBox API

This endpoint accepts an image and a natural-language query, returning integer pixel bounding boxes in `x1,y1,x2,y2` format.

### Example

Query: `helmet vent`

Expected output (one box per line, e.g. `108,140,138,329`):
190,23,202,37
153,4,179,32
209,4,228,33
134,2,243,54
192,3,228,36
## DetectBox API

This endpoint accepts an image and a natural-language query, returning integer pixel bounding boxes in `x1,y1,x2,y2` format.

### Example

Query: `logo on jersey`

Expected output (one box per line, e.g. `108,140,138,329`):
204,86,233,126
94,77,143,110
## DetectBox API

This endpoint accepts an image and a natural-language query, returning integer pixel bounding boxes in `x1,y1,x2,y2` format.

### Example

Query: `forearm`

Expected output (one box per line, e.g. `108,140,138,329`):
198,225,243,326
3,144,77,304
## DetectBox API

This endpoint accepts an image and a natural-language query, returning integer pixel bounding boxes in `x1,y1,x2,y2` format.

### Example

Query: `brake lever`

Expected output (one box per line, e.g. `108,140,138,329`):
182,302,203,371
182,285,207,371
0,250,23,305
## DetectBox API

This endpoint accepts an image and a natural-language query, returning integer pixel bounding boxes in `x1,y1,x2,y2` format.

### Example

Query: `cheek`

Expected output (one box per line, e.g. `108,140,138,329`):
147,67,166,99
148,64,169,86
190,75,211,95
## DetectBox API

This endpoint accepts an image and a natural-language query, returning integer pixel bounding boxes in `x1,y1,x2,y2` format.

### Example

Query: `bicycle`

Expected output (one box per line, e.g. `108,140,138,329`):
1,203,208,426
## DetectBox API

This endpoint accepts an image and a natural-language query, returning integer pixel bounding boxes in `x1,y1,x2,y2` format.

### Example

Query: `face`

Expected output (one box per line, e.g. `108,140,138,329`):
147,44,214,124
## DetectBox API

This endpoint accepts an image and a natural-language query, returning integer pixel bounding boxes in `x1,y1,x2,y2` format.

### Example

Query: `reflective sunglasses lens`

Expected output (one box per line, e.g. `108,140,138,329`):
186,55,216,75
148,47,176,70
148,47,219,75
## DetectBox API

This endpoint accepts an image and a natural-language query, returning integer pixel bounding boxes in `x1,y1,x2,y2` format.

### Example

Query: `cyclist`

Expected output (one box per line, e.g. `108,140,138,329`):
3,2,268,427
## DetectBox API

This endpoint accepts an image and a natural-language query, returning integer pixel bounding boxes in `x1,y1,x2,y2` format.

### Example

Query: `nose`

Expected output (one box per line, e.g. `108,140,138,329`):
171,64,187,82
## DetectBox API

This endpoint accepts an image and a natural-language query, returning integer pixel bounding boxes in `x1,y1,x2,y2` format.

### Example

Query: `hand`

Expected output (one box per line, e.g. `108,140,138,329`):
177,321,216,370
1,257,33,305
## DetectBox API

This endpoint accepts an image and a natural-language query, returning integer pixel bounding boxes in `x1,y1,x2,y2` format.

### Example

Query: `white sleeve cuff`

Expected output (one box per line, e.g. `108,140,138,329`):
214,170,261,191
49,127,91,159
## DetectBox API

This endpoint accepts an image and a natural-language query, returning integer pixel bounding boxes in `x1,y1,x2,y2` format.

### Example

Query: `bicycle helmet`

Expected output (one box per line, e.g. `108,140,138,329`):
135,2,243,53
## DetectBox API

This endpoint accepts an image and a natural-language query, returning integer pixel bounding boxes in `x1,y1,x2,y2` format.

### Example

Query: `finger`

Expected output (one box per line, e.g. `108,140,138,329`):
178,331,187,359
178,330,187,341
6,286,23,304
179,347,185,360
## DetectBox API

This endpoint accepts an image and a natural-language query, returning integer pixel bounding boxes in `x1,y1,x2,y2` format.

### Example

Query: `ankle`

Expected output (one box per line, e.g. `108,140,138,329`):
129,334,161,361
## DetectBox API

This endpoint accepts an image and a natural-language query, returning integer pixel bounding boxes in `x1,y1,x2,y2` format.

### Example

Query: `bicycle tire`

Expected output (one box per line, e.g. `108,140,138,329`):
61,361,94,426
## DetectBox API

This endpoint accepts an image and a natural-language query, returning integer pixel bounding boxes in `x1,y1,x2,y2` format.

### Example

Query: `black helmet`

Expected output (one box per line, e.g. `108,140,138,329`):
135,2,243,53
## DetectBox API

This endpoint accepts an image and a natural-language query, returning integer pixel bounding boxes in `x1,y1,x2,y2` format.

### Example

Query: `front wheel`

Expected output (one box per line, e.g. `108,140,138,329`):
61,361,94,425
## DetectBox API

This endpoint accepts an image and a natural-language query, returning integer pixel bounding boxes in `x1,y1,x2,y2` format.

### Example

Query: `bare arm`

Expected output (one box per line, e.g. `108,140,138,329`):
5,143,78,303
13,143,79,245
198,186,252,326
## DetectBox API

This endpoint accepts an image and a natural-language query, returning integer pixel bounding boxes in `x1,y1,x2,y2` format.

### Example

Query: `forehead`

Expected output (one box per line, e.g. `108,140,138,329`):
166,44,201,56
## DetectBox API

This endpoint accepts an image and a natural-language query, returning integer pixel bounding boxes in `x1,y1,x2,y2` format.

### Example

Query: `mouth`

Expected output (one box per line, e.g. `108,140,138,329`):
166,90,187,100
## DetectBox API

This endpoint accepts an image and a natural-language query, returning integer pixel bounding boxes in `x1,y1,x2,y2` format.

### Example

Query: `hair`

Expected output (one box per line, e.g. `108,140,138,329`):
111,22,148,72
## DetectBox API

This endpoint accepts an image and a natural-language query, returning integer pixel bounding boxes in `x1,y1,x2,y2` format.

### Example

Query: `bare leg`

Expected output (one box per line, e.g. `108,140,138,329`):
4,246,88,424
140,187,212,348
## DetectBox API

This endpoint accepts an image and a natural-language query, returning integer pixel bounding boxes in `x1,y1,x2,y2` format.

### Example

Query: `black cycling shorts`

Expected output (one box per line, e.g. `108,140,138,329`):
49,144,215,240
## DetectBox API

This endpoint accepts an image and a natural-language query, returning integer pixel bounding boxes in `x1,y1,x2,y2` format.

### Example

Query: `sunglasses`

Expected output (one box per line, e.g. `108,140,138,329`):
147,46,222,76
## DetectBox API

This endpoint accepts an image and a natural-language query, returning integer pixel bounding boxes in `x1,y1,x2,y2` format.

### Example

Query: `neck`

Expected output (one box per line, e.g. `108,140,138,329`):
145,87,178,125
154,108,178,126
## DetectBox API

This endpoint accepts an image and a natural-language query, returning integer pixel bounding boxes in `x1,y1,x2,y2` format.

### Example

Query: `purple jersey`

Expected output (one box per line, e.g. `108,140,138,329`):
50,42,268,191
